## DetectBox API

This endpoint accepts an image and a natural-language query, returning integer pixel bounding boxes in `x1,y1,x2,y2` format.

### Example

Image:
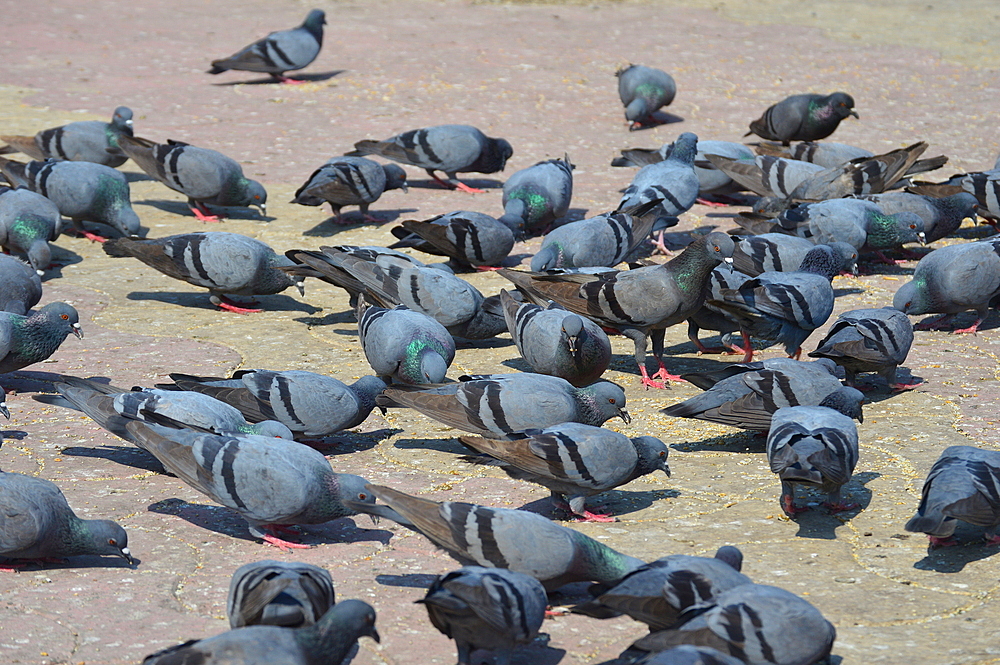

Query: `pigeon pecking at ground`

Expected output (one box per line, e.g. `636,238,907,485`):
809,306,916,390
291,156,408,223
745,92,859,145
0,254,42,315
0,185,63,274
0,106,134,167
616,64,677,131
498,155,574,235
357,301,456,385
207,9,327,84
389,210,516,270
227,560,336,628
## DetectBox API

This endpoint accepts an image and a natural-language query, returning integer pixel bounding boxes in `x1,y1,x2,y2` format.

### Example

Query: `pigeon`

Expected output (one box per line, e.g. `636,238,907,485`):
419,566,547,665
0,254,42,315
662,358,864,430
162,369,388,439
616,64,677,130
571,546,750,631
459,422,669,521
959,169,1000,223
0,470,133,570
227,560,336,628
767,405,860,515
612,140,755,201
497,155,573,235
377,373,629,437
0,186,63,273
389,211,516,269
207,9,326,83
808,307,915,389
0,156,141,242
291,156,408,223
142,599,379,665
0,391,7,419
859,191,978,243
102,232,304,314
500,232,736,388
716,156,827,200
622,584,836,665
117,135,267,222
752,140,873,167
904,445,1000,546
358,302,456,384
628,645,748,665
0,106,134,167
685,266,751,355
892,238,1000,334
346,124,513,193
746,92,858,144
732,234,858,277
344,484,644,590
0,302,82,373
499,289,611,386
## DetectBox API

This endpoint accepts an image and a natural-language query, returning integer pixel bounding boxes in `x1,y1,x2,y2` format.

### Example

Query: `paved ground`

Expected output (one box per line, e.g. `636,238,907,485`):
1,1,1000,664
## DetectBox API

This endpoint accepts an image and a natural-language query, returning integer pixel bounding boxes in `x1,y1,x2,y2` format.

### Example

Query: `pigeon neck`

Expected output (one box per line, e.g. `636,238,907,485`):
8,213,52,247
11,311,72,366
667,237,717,294
505,189,545,229
865,213,903,249
569,531,643,584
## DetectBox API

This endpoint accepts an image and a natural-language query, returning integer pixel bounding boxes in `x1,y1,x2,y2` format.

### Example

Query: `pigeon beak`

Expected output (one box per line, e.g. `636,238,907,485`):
0,400,8,420
618,408,631,425
36,269,45,276
295,280,306,296
71,323,84,339
723,257,734,272
400,183,409,193
662,463,671,478
125,119,134,127
119,547,135,565
849,110,860,119
257,203,267,216
917,232,926,245
367,626,381,644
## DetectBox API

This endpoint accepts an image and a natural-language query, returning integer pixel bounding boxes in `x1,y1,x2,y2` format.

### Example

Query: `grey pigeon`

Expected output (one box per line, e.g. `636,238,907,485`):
859,190,978,243
345,484,644,590
905,445,1000,546
629,645,748,665
959,168,1000,223
500,232,736,389
142,599,379,665
0,391,7,419
746,91,858,144
459,422,669,521
612,140,755,202
227,560,335,628
0,254,42,315
662,357,864,430
390,210,515,269
0,106,134,167
622,584,836,665
685,266,751,355
809,307,915,389
0,186,63,273
0,470,133,569
102,232,304,313
358,302,455,384
752,140,873,167
892,238,1000,334
498,155,573,235
207,9,326,83
500,289,611,386
291,156,408,223
767,405,860,515
375,373,629,437
616,64,677,130
732,234,858,277
0,302,82,373
419,566,546,665
718,155,827,200
118,135,267,221
346,124,513,193
0,155,141,242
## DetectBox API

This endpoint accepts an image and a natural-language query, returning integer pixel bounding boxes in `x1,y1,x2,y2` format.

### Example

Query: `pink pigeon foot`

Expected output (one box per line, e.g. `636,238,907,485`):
475,265,504,272
78,230,108,243
190,203,224,223
915,313,955,330
928,535,958,548
874,251,907,265
649,231,674,256
984,534,1000,545
213,296,263,314
690,337,732,354
639,366,667,390
575,510,618,523
0,563,28,572
951,319,983,335
695,197,730,208
652,362,685,384
277,77,308,84
453,181,485,194
782,496,809,516
891,379,923,391
823,501,859,514
263,534,311,551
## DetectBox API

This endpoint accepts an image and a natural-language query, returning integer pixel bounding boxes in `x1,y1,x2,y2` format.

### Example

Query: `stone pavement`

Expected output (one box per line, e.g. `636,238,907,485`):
1,1,999,663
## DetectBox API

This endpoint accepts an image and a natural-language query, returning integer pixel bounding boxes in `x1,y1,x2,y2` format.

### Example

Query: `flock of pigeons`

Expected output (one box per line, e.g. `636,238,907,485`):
2,7,1000,665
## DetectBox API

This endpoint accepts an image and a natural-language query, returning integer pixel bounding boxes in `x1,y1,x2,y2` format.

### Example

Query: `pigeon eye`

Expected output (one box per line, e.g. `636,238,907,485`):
61,314,69,320
358,492,368,500
608,398,616,404
909,224,916,229
108,539,117,546
658,451,666,457
254,194,261,200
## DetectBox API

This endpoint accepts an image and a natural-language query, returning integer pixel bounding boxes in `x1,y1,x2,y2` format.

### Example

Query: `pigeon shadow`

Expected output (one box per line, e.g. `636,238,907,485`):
406,177,504,191
210,70,346,85
628,111,685,131
0,429,28,443
516,488,680,520
671,430,765,454
293,309,357,327
61,444,169,475
912,523,1000,572
393,436,467,456
135,198,271,222
375,573,439,589
300,208,420,236
454,335,515,350
4,370,93,393
0,553,139,572
788,471,878,540
912,311,1000,333
44,244,84,279
300,428,401,456
124,291,322,315
832,287,867,297
499,357,535,373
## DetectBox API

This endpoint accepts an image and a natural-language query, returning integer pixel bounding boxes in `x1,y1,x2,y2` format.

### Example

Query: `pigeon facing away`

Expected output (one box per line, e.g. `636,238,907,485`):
746,92,858,145
732,234,858,277
498,155,574,235
0,470,133,570
117,135,267,222
959,168,1000,223
103,232,304,314
0,254,42,315
207,9,326,84
0,186,63,273
905,445,1000,546
685,266,750,355
859,191,978,243
227,560,336,628
347,124,513,193
358,302,456,384
0,302,82,373
142,599,379,665
0,106,134,167
767,405,860,515
390,211,516,269
616,64,677,130
459,422,669,521
612,140,755,203
291,156,408,223
809,307,915,389
419,566,547,665
752,140,873,167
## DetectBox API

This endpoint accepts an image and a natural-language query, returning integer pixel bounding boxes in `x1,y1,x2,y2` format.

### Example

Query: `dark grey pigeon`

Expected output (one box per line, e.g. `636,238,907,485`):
0,254,42,315
118,135,266,222
142,599,379,665
419,566,546,665
685,266,751,355
809,307,915,389
732,234,858,277
0,389,8,419
629,645,748,665
291,156,407,223
459,422,669,521
358,302,455,384
859,191,979,243
752,140,872,167
375,373,629,437
0,106,133,167
346,124,513,193
0,156,140,242
893,238,1000,334
207,9,326,83
0,302,82,373
616,64,677,130
227,560,335,628
746,91,858,144
905,445,1000,547
390,210,515,269
345,484,644,591
713,155,826,200
500,289,611,386
0,470,133,569
103,232,303,314
498,155,573,235
500,232,736,389
767,405,860,515
959,169,1000,223
0,186,62,273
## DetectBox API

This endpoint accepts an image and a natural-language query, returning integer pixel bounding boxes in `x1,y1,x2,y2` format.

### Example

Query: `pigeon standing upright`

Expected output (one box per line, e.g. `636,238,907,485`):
746,92,858,145
357,302,456,384
207,9,326,83
0,254,42,315
497,155,574,235
616,64,677,130
0,186,63,273
0,106,134,167
809,307,915,389
227,560,336,628
0,302,82,373
291,156,408,223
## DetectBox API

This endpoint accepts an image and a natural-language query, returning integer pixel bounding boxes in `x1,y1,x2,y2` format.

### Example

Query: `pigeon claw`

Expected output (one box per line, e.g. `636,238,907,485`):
891,380,923,392
262,533,311,551
928,535,958,548
782,495,809,516
639,366,667,390
190,202,225,223
213,296,264,315
950,319,982,335
575,510,618,523
81,231,108,243
453,181,485,194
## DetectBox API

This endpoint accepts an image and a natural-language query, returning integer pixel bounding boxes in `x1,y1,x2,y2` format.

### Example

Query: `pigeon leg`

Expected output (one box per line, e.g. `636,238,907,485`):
735,330,754,362
928,535,958,548
649,231,675,256
950,318,983,335
189,200,224,223
781,483,809,516
639,365,667,390
873,250,907,265
210,295,264,314
688,327,731,355
649,329,682,382
452,181,486,194
0,562,28,572
788,347,803,360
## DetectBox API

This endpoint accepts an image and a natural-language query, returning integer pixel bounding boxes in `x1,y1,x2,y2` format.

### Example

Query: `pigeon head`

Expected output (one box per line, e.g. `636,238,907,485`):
313,599,380,644
797,245,840,281
940,192,979,222
406,344,449,384
254,420,295,439
632,436,670,477
827,92,858,119
713,545,744,572
302,9,327,36
580,380,630,425
27,239,52,275
245,179,268,216
336,474,378,515
491,138,514,172
530,243,561,271
79,519,134,564
829,241,859,275
703,231,736,270
868,211,924,249
112,106,134,130
668,133,699,166
561,314,584,354
115,206,142,239
819,386,865,422
38,302,83,339
382,164,409,193
893,279,929,316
